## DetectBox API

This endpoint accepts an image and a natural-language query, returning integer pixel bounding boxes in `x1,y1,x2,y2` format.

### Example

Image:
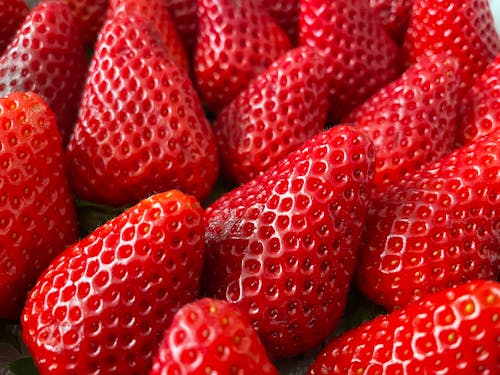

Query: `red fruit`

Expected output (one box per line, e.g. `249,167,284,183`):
309,280,500,374
0,92,78,319
214,46,329,185
60,0,108,45
264,0,300,45
150,298,278,374
203,125,375,358
22,190,205,375
194,0,291,114
0,1,87,146
66,14,219,207
299,0,401,122
164,0,198,56
403,0,500,95
343,53,461,194
369,0,414,44
357,130,500,310
0,0,28,53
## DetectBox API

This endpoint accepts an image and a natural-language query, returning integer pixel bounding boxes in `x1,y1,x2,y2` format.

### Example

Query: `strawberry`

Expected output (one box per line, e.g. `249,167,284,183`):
66,13,219,207
264,0,300,45
203,125,375,358
458,51,500,145
308,280,500,374
22,190,205,375
357,129,500,311
299,0,401,123
194,0,291,114
150,298,278,374
60,0,109,45
0,1,87,146
164,0,198,57
0,91,78,319
342,53,461,194
214,46,329,185
108,0,189,73
369,0,414,44
0,0,28,53
403,0,500,95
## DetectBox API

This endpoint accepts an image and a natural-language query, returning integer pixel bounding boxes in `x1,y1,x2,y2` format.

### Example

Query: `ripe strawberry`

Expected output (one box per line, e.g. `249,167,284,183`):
22,190,205,375
369,0,413,44
343,53,461,194
194,0,291,114
214,46,329,185
66,13,219,207
0,1,87,146
299,0,401,122
357,130,500,310
0,91,78,319
0,0,28,53
203,125,375,358
164,0,198,57
150,298,278,374
264,1,300,45
308,280,500,374
60,0,109,45
403,0,500,95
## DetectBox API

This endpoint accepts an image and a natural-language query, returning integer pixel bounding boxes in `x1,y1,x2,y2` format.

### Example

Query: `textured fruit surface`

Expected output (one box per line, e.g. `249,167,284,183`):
66,14,219,207
264,0,300,45
0,0,29,53
203,125,375,358
0,92,78,319
214,46,329,185
150,298,278,375
358,130,500,310
164,0,198,56
22,190,205,375
308,280,500,374
369,0,413,43
60,0,108,45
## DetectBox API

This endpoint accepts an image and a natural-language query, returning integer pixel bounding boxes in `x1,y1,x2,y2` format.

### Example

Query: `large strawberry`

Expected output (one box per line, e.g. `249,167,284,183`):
22,190,205,374
369,0,414,44
0,0,28,53
357,129,500,310
60,0,109,45
343,53,461,194
0,91,78,319
164,0,198,57
66,13,219,207
299,0,401,122
214,46,329,185
194,0,291,114
309,280,500,374
150,298,278,374
203,125,375,358
0,1,87,146
264,1,300,45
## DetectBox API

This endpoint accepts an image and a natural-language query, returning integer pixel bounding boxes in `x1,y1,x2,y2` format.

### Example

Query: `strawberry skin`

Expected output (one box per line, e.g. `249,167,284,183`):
164,0,198,56
0,0,28,53
0,92,78,319
309,280,500,374
357,130,500,310
264,0,300,45
214,46,329,185
22,190,205,375
203,125,375,358
66,14,219,207
150,298,278,374
369,0,413,44
194,0,292,114
60,0,109,45
343,53,461,194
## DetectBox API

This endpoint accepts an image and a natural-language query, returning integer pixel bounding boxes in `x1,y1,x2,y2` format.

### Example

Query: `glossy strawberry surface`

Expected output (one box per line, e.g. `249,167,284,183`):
369,0,413,44
60,0,109,45
0,0,28,53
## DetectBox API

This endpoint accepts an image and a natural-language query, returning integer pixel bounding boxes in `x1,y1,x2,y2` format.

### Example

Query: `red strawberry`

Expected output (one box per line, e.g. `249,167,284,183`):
214,46,329,185
0,1,87,146
22,190,205,375
60,0,109,45
0,0,28,53
264,1,300,45
459,51,500,145
309,280,500,374
150,298,278,374
403,0,500,95
194,0,291,114
203,125,375,358
108,0,189,73
299,0,401,122
66,13,219,207
357,129,500,310
369,0,414,44
164,0,198,57
0,91,78,319
343,53,461,194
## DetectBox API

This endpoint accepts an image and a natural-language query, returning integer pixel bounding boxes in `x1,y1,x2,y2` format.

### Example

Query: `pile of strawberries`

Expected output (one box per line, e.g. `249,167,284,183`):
0,0,500,373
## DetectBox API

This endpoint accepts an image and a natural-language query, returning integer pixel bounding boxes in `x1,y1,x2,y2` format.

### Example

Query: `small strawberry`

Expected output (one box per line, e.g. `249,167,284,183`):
357,129,500,310
299,0,401,122
203,125,375,358
264,1,300,45
369,0,414,44
66,13,219,207
164,0,198,57
60,0,109,45
0,1,87,146
0,0,28,53
22,190,205,375
194,0,291,114
309,280,500,374
343,53,461,194
150,298,278,374
214,46,329,185
0,91,78,319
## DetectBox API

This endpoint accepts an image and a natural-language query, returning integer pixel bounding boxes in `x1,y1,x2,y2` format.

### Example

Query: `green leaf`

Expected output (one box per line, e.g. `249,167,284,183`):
7,357,38,375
